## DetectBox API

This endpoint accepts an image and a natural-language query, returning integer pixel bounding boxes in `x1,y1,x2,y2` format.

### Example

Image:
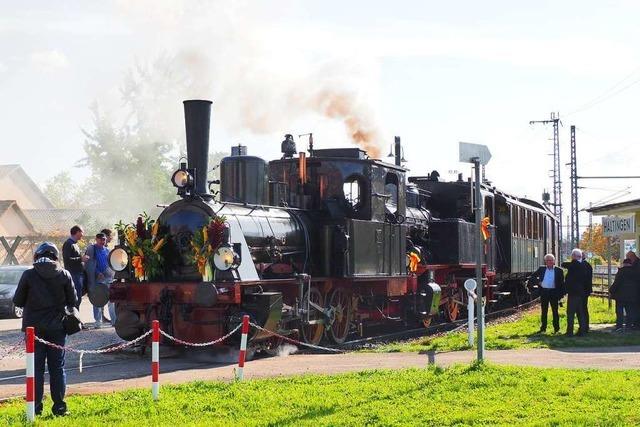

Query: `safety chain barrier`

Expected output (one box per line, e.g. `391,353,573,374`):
159,324,242,347
20,317,349,422
34,330,153,355
34,330,154,375
249,322,345,354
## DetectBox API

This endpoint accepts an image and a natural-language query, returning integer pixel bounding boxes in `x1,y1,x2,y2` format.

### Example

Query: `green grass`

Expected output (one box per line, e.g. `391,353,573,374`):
2,364,640,426
376,296,640,353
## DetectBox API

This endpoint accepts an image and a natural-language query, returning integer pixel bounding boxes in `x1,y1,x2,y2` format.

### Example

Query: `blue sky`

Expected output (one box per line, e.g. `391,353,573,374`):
1,0,639,231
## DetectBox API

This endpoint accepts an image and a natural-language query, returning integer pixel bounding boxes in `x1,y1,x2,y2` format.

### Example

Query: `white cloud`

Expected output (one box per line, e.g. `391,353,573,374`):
29,49,69,71
0,62,6,73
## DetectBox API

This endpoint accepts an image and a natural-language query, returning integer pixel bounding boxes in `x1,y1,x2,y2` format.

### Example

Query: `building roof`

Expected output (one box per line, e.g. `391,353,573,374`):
23,209,109,236
586,198,640,215
0,200,14,217
0,164,54,209
0,200,37,235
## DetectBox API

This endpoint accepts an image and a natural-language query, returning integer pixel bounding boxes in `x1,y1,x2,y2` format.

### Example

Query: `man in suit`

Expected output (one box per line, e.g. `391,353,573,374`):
562,248,589,336
530,254,565,333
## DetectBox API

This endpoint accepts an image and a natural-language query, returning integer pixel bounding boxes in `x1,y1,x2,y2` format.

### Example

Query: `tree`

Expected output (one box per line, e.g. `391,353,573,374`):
46,54,231,221
77,55,192,218
42,171,83,208
580,224,619,260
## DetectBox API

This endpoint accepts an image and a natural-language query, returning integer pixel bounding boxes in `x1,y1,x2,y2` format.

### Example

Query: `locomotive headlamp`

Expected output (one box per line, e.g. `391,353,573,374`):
171,162,194,194
172,169,192,188
213,244,240,271
109,247,129,272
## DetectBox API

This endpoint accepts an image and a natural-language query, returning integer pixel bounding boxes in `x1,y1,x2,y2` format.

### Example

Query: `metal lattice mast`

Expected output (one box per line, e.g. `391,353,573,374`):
530,112,563,255
569,125,579,249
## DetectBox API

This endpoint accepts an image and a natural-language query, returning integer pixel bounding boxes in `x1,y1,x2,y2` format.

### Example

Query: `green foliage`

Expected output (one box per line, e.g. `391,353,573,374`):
43,55,231,216
2,365,640,425
78,102,177,213
376,297,640,353
42,171,84,208
590,254,605,266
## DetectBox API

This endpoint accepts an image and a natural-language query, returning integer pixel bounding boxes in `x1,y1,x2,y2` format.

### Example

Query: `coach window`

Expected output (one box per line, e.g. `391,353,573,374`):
343,174,364,211
511,206,518,236
519,207,525,237
384,172,399,214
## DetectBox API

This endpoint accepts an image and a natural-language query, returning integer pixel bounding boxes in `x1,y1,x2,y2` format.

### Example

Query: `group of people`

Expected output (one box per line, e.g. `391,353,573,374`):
531,248,593,336
533,248,640,335
61,225,116,328
11,224,116,417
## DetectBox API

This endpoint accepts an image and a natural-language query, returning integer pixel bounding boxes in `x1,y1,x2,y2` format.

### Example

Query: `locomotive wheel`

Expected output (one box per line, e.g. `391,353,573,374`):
326,288,352,344
263,336,285,356
300,287,325,346
444,291,461,322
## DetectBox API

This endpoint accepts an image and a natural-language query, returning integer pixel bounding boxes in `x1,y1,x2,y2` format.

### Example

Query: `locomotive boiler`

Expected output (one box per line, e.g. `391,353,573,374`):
108,99,556,349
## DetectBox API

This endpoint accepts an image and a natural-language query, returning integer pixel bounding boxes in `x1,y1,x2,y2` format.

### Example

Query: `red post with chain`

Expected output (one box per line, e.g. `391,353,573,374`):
152,320,160,400
25,327,35,421
236,315,250,381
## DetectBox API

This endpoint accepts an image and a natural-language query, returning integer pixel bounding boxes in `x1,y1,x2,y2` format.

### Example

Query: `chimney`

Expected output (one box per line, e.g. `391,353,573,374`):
183,100,212,195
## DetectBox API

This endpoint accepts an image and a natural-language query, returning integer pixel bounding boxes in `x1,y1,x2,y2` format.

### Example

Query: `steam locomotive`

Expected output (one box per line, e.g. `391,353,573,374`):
107,100,558,349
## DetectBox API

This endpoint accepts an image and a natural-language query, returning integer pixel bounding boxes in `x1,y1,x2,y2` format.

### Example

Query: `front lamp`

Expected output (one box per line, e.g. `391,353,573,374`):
109,247,129,272
172,169,193,189
213,245,240,271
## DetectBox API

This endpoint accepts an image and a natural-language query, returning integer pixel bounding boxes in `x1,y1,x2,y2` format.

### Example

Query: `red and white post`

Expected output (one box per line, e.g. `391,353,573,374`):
25,326,35,422
151,320,160,401
236,315,250,381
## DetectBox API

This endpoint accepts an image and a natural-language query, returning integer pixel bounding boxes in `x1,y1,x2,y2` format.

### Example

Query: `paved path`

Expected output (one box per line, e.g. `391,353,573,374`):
1,346,639,400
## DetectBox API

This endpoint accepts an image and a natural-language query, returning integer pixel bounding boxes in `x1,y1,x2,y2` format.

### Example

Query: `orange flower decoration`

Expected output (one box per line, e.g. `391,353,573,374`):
132,255,145,280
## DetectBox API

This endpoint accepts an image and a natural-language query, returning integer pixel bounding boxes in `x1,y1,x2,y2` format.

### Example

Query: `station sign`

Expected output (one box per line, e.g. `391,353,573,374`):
459,142,491,165
602,215,636,236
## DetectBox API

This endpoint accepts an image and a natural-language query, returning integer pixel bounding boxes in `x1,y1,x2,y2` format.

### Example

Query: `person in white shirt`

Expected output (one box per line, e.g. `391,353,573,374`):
530,254,565,333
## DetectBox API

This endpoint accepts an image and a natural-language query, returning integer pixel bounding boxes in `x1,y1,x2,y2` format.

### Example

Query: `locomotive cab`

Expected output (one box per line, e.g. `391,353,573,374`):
269,148,408,277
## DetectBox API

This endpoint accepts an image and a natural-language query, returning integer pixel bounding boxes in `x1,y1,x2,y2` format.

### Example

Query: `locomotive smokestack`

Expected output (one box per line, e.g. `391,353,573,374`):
183,99,212,195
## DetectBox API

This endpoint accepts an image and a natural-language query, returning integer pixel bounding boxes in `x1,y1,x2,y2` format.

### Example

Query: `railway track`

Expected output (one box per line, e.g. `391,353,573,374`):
338,297,541,350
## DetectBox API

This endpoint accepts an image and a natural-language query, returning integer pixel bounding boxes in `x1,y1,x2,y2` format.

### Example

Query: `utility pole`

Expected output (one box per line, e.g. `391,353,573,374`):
530,112,563,257
569,125,579,249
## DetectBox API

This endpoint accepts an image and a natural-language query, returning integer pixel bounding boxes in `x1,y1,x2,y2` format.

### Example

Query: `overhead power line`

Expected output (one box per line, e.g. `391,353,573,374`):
566,66,640,117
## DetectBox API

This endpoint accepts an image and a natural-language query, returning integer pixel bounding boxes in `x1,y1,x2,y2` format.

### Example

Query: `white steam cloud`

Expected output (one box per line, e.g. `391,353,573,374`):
114,0,384,158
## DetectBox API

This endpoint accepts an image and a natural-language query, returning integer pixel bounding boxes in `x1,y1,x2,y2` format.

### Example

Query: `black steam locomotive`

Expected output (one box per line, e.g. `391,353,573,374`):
108,100,557,348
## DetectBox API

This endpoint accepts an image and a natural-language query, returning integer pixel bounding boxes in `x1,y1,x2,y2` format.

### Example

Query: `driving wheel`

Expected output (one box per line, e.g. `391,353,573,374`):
300,286,325,345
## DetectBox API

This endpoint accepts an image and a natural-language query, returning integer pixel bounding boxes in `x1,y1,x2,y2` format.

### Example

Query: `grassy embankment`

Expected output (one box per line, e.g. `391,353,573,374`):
2,364,640,426
376,296,640,353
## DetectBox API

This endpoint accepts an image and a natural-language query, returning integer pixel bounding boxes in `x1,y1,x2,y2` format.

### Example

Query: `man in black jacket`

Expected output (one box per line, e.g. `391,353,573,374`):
13,242,77,417
581,251,593,332
610,258,640,330
530,254,565,333
62,225,88,309
562,248,589,336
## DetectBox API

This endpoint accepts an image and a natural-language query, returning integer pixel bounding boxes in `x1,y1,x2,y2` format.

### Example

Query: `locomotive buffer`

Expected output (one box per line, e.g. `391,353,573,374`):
459,142,492,362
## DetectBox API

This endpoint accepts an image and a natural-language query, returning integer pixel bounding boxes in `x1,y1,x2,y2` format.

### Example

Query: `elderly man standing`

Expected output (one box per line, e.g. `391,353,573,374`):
531,254,565,333
562,248,589,336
